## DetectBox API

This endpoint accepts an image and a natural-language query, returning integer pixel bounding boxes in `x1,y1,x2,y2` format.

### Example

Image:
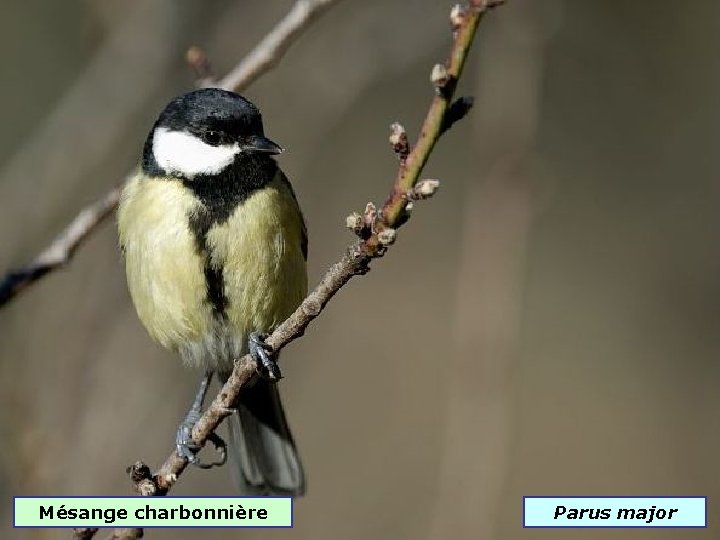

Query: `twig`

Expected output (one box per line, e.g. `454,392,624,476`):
112,1,505,535
0,0,342,310
104,529,143,540
73,528,99,540
185,46,215,87
0,187,122,305
218,0,342,93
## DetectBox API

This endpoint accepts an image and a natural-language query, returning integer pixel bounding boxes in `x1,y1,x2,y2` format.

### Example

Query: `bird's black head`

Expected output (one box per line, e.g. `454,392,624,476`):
142,88,282,180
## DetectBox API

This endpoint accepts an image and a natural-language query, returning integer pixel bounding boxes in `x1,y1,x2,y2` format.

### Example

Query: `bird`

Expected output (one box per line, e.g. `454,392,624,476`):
118,88,307,496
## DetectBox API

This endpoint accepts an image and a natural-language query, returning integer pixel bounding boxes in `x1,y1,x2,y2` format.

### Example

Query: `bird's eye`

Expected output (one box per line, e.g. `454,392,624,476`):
203,130,221,145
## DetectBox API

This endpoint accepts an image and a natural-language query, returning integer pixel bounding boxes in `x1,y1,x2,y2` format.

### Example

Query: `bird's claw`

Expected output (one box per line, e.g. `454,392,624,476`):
176,410,202,464
249,331,282,381
175,372,227,469
175,412,228,469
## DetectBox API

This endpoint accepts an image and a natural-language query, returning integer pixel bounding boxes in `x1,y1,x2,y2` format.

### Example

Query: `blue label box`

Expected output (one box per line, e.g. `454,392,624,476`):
523,496,706,528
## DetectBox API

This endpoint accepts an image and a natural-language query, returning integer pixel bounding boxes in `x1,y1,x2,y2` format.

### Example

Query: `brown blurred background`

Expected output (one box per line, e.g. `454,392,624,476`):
1,0,719,538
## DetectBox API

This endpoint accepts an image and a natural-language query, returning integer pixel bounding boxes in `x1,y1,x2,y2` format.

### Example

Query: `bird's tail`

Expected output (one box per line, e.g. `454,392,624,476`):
226,379,305,496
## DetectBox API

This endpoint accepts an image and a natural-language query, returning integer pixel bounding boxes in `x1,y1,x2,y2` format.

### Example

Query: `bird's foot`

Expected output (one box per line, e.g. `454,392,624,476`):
249,331,282,381
175,371,227,469
175,407,202,463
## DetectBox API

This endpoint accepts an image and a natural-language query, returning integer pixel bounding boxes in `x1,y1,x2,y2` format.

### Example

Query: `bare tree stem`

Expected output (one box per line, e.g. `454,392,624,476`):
72,528,99,540
0,187,121,305
219,0,343,93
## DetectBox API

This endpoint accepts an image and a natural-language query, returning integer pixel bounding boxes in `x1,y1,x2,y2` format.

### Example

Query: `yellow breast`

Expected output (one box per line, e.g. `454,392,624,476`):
206,174,308,341
118,171,307,369
118,173,211,350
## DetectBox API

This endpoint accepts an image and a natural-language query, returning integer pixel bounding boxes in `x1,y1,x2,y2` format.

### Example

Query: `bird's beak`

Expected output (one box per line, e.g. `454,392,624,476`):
244,135,284,155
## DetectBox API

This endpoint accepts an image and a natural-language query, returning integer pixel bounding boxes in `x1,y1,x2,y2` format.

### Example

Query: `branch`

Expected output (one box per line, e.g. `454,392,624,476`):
115,0,506,526
73,528,142,540
0,0,342,310
72,528,99,540
104,529,143,540
0,186,122,305
218,0,342,93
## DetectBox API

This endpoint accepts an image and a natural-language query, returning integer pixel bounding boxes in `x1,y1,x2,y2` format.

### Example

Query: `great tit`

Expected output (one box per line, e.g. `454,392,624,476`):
118,88,307,496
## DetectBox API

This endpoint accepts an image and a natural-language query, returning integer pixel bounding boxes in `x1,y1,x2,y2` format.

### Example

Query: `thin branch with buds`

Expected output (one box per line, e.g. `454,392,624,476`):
104,2,505,539
0,0,343,311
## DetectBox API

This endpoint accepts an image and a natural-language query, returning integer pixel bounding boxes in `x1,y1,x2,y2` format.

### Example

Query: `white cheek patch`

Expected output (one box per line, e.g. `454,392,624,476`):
152,127,240,178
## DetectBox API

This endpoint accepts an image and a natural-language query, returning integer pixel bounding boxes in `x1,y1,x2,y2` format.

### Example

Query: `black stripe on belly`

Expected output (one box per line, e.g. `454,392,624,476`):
184,155,279,319
204,264,227,317
188,207,229,319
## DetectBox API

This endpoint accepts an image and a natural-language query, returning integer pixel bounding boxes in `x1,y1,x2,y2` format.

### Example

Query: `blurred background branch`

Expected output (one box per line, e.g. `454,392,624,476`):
219,0,343,93
0,187,121,306
0,0,342,310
